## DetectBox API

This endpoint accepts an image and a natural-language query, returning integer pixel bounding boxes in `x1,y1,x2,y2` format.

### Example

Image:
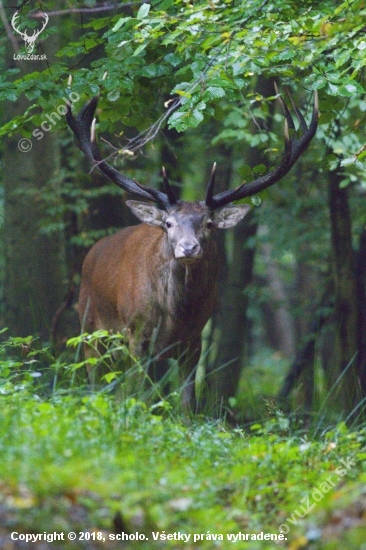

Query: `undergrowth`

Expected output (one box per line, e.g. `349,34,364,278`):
0,331,365,549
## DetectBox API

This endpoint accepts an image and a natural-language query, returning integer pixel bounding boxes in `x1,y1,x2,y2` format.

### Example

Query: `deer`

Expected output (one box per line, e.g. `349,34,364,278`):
66,85,318,409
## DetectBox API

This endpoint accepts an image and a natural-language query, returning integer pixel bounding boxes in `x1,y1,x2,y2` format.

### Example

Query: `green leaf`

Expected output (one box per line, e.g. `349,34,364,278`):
3,89,18,102
107,89,121,102
305,74,327,90
140,64,169,78
339,177,351,188
253,163,267,175
204,86,225,100
86,16,110,30
25,88,42,101
152,0,174,8
340,157,355,167
102,372,122,384
168,110,188,132
250,423,262,431
251,195,261,206
335,50,353,68
133,43,147,56
112,17,130,32
357,149,366,162
164,53,182,67
338,81,365,97
189,108,204,127
238,164,253,180
137,3,150,19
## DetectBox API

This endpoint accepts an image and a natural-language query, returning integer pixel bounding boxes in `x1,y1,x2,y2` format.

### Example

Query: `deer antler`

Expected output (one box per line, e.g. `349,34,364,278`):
205,85,319,209
66,92,177,209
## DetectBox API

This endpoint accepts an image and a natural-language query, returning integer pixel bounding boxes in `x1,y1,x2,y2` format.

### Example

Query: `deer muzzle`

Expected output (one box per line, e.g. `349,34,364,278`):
175,239,202,260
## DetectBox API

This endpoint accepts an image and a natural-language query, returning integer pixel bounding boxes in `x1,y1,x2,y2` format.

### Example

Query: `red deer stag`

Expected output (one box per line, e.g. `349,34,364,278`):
66,87,318,409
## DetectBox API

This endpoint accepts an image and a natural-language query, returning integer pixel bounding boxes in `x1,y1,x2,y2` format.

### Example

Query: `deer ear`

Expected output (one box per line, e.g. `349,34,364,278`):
212,204,251,229
126,200,167,227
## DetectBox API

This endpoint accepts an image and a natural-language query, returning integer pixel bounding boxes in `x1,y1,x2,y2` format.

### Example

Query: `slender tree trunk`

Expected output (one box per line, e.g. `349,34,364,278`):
279,169,365,415
261,239,296,359
278,291,332,409
355,228,366,396
289,163,326,409
327,167,359,410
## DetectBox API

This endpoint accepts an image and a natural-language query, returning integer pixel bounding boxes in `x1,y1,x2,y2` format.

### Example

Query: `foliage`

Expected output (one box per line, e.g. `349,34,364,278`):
2,1,366,262
0,330,184,409
1,7,366,526
2,0,365,244
0,322,365,546
0,371,365,548
1,0,366,173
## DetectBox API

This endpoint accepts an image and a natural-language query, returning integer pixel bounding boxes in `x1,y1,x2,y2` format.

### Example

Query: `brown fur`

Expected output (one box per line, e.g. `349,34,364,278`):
79,212,219,407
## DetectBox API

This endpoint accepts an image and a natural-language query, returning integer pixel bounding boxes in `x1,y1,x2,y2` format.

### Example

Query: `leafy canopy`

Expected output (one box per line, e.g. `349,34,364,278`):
1,0,366,169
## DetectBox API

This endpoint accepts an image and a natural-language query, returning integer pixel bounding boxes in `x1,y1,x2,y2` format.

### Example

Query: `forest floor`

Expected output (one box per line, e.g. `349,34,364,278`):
0,385,365,550
0,333,365,549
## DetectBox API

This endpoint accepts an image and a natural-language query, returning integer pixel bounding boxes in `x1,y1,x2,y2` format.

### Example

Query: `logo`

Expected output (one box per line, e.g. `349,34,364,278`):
11,10,48,54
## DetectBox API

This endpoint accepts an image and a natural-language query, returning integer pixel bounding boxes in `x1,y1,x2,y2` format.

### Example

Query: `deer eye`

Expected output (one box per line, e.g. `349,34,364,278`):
166,221,172,229
206,221,214,229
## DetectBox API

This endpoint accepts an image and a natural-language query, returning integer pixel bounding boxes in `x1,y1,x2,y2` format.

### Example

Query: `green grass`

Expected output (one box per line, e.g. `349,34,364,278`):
0,333,365,549
0,388,365,549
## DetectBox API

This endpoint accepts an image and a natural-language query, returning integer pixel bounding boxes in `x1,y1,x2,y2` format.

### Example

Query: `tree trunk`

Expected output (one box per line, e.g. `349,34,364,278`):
2,17,67,341
210,210,257,409
208,78,275,412
327,167,359,410
260,239,296,359
355,228,366,396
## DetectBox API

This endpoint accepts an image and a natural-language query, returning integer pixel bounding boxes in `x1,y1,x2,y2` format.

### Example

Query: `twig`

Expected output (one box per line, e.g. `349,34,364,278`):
31,2,144,18
103,56,216,154
0,0,19,52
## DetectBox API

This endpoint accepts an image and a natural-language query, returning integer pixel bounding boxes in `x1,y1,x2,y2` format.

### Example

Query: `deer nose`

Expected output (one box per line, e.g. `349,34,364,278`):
179,241,201,257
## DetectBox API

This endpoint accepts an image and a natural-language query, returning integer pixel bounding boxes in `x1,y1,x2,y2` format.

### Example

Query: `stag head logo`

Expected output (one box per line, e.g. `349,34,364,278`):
11,10,49,54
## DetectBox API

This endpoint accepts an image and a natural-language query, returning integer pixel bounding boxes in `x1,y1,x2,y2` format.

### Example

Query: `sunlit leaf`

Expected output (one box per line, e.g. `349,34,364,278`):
137,3,150,19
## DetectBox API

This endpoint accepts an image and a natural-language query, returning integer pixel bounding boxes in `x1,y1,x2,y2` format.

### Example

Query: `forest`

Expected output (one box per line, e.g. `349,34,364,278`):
0,0,365,548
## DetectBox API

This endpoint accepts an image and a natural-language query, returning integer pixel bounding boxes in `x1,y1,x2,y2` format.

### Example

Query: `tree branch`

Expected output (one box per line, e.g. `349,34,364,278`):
31,2,144,18
0,0,19,52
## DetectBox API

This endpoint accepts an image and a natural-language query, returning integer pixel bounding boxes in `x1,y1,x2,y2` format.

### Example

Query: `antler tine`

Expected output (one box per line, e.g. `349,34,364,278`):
66,95,176,209
274,82,296,132
285,89,319,164
132,178,173,209
205,163,217,208
65,96,100,164
206,87,318,209
162,167,177,206
284,86,307,133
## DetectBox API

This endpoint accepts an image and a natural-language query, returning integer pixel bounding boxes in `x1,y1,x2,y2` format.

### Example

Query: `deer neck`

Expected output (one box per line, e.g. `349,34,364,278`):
154,234,216,320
